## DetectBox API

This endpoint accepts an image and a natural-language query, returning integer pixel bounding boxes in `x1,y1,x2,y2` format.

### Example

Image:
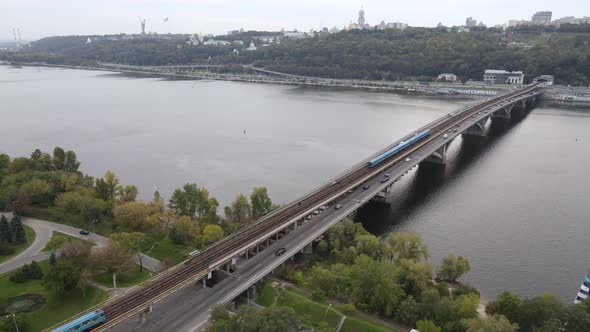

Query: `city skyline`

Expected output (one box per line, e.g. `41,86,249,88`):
2,0,589,40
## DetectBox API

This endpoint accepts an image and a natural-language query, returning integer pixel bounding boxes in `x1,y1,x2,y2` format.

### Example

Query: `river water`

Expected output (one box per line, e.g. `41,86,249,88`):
1,66,589,302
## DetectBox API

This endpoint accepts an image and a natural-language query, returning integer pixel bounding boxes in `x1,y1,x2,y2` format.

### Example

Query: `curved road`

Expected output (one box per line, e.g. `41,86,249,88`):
0,213,161,275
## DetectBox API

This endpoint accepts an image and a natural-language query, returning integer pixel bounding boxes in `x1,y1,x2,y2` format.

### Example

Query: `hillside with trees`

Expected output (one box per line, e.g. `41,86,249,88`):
2,27,590,85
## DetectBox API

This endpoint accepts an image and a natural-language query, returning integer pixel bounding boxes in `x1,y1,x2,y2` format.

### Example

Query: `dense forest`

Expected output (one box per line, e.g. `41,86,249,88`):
2,27,590,84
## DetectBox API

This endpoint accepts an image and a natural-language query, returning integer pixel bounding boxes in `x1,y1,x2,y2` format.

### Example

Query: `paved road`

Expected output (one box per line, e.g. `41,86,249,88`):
0,213,161,274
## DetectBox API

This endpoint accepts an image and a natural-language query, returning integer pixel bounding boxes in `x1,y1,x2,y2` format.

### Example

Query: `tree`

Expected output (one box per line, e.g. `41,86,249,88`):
77,268,92,300
95,170,121,205
60,241,92,267
168,183,213,218
437,253,471,282
30,148,42,160
225,194,251,224
201,224,224,247
386,231,429,263
110,232,149,272
43,260,81,295
485,292,522,323
64,150,80,172
396,296,420,326
11,214,26,244
17,178,52,205
113,201,160,230
464,315,518,332
90,240,135,278
119,185,138,203
397,258,434,295
350,255,405,316
170,216,199,245
209,305,299,332
416,320,442,332
49,251,57,265
354,234,387,260
52,147,66,170
0,214,11,243
250,187,273,219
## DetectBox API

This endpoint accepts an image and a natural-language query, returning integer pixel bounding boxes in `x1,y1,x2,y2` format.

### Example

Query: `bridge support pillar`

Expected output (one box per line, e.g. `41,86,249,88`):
370,183,393,203
462,116,489,137
492,104,514,119
422,140,453,165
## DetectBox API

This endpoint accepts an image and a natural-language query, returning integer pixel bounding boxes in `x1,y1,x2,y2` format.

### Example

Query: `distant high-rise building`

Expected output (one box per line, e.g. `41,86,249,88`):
358,6,366,27
531,11,552,25
139,18,146,34
466,17,477,27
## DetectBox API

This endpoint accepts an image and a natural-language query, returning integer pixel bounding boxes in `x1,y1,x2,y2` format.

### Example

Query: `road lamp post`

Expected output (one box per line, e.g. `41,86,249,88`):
112,273,117,290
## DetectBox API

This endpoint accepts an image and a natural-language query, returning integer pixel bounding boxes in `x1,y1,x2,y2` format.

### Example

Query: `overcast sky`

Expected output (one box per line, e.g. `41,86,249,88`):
1,0,588,41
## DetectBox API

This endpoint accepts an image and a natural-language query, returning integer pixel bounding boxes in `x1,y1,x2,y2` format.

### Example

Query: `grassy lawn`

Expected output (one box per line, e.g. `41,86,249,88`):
0,225,36,264
149,236,193,264
256,281,396,332
92,267,153,288
42,231,95,252
0,261,108,331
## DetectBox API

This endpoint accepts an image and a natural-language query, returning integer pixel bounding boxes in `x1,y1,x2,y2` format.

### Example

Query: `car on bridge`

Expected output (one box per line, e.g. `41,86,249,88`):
335,204,343,210
275,248,286,256
380,178,389,183
363,184,371,190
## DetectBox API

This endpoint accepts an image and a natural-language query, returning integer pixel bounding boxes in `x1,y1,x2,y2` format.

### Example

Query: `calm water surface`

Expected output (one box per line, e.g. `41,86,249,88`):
1,66,589,302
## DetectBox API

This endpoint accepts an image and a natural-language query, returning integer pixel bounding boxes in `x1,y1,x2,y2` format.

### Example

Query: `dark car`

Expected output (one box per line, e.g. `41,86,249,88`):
380,178,388,183
275,248,286,256
363,184,371,190
79,230,90,235
335,204,343,210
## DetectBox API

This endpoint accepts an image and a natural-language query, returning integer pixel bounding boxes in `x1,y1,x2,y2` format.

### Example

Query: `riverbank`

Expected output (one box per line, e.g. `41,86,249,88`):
3,61,508,98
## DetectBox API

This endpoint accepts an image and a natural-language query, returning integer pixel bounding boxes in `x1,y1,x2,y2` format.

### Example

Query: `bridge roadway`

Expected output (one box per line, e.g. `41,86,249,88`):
46,84,541,332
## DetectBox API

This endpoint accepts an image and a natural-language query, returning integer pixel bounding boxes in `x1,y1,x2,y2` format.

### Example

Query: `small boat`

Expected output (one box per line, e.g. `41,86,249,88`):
574,271,590,304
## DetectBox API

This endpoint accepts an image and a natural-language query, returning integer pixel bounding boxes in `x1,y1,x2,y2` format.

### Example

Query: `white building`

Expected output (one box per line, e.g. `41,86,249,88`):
466,17,477,27
437,73,457,82
245,41,257,51
283,31,307,39
203,39,230,46
531,11,552,25
484,70,524,84
386,22,408,30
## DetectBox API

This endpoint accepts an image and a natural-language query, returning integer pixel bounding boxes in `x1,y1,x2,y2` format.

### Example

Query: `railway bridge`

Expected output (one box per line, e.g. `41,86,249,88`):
48,84,544,332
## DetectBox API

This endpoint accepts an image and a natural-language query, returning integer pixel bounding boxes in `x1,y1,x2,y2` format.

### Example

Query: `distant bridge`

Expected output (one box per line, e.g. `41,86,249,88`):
48,83,544,332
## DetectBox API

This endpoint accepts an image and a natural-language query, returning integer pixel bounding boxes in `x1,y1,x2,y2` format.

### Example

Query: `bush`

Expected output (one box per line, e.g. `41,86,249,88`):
453,282,480,298
342,303,357,316
436,281,451,297
311,288,326,302
0,244,15,255
9,261,44,283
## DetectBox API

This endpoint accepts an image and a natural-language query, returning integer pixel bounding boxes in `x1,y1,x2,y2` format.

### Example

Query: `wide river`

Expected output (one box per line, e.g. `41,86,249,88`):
1,66,589,302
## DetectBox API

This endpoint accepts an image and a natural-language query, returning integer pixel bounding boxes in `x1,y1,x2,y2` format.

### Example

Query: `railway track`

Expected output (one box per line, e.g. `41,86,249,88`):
49,83,541,332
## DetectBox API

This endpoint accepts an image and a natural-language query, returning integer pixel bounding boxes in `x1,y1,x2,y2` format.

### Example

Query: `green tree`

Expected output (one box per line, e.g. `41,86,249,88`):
110,232,149,272
30,148,42,160
49,251,57,265
355,234,387,260
416,320,442,332
250,186,273,219
0,214,11,243
225,194,251,224
95,170,121,206
464,315,518,332
397,258,434,295
11,214,26,244
396,296,420,326
170,216,199,245
64,150,80,172
119,185,138,203
201,224,224,246
350,255,405,316
43,260,81,295
113,201,160,230
168,183,213,218
17,178,52,205
485,292,522,323
386,231,429,263
90,240,135,278
437,253,471,282
52,146,66,170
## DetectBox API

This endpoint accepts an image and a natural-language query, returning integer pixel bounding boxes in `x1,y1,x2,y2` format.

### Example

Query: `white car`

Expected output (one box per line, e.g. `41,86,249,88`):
405,157,411,162
443,134,449,139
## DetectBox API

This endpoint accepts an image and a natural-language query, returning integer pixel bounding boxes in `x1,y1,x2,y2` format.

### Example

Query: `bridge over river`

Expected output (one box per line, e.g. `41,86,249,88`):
48,83,543,332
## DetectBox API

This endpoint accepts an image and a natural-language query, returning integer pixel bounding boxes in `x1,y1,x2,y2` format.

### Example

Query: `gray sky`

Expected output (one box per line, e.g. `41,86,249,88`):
2,0,588,40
